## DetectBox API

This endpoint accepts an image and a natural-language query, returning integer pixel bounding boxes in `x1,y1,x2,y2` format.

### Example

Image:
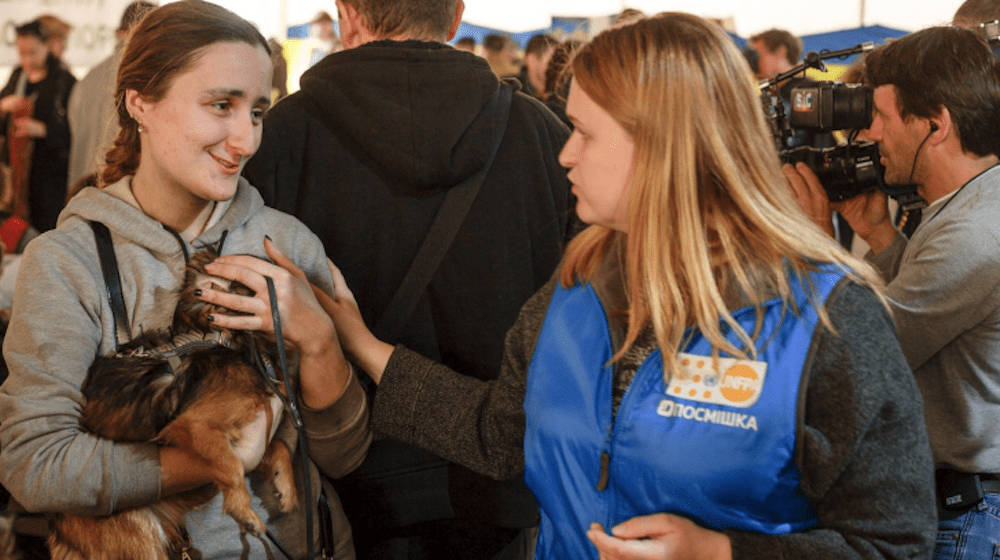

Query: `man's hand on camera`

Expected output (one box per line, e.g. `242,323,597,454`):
784,162,835,237
833,190,898,255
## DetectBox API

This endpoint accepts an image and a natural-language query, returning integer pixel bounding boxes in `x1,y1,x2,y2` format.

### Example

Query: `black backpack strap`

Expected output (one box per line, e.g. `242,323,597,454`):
372,83,514,342
90,221,131,347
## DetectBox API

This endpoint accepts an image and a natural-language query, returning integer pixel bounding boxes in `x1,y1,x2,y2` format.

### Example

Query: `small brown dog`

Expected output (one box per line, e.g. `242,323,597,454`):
46,249,297,560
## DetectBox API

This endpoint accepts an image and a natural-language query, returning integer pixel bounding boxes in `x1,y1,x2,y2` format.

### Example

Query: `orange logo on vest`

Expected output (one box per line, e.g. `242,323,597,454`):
669,352,767,409
719,364,759,403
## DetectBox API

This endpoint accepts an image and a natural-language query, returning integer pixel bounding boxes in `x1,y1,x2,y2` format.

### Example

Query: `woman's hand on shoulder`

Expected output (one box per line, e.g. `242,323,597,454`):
310,259,392,383
587,515,732,560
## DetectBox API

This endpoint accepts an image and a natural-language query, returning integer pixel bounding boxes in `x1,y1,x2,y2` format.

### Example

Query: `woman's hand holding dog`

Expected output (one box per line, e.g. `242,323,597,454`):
197,239,352,410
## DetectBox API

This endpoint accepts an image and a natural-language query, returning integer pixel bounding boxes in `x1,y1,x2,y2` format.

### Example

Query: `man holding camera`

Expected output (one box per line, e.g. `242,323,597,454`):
787,25,1000,557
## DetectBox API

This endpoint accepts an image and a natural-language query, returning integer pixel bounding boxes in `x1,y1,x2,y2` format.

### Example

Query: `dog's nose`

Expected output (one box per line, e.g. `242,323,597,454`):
195,273,232,293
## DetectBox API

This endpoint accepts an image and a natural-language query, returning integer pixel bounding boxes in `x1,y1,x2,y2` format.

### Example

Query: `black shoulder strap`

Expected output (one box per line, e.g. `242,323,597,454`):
372,83,514,342
90,221,131,347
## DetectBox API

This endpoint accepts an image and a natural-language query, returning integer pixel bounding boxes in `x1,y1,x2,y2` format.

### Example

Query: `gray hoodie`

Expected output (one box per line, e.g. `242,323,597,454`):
0,178,370,559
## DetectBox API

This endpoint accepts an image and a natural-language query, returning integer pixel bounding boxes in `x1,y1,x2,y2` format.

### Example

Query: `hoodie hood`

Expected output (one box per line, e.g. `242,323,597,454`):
298,40,509,190
57,177,265,259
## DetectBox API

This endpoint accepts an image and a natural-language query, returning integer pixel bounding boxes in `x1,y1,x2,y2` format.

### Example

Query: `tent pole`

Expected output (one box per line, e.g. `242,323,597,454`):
859,0,866,26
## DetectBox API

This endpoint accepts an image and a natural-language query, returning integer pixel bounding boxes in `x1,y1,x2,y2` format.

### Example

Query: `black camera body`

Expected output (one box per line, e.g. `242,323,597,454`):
762,72,883,202
781,141,881,202
779,81,880,201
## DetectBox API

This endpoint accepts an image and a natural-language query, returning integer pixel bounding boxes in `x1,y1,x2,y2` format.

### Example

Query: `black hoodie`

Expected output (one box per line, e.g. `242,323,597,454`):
244,39,575,549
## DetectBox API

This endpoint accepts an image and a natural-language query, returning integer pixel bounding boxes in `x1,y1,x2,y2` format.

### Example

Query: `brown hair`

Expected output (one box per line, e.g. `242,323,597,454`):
561,13,883,375
14,20,48,42
953,0,1000,27
37,15,71,42
340,0,459,41
524,33,557,57
749,28,802,65
102,0,269,186
543,40,581,103
865,25,1000,159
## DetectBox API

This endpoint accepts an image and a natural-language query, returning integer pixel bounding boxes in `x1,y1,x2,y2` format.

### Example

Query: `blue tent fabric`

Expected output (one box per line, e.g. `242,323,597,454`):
457,16,746,49
286,18,906,62
287,21,341,39
452,21,551,49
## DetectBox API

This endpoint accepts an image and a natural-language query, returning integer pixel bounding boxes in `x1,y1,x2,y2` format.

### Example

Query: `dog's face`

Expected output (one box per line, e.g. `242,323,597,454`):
173,249,255,335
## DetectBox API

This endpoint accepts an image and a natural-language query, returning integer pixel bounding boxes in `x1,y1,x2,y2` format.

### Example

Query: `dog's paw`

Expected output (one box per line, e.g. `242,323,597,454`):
223,490,266,537
242,515,266,537
271,469,298,513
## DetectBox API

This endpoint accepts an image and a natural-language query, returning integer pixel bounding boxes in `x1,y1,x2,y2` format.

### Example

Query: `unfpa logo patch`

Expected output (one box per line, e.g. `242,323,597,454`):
666,353,767,409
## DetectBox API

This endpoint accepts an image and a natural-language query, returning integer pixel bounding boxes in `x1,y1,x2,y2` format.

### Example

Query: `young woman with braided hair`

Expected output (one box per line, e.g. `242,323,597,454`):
0,2,369,558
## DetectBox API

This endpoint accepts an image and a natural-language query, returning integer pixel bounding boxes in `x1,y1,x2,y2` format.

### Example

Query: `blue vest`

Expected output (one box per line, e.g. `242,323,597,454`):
524,268,843,559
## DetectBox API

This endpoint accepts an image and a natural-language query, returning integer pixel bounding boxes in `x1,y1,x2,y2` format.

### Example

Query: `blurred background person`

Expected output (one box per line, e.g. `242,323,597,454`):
36,15,71,64
268,37,289,102
483,33,520,78
309,11,342,67
741,46,761,79
455,36,477,53
67,1,157,200
516,33,557,100
541,39,580,128
0,19,76,233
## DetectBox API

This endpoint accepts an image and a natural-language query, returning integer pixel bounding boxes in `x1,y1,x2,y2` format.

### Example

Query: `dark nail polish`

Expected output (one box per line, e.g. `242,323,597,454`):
194,289,202,297
207,315,215,322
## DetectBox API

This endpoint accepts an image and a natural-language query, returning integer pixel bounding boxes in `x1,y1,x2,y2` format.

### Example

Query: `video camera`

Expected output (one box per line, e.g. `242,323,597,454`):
760,44,922,211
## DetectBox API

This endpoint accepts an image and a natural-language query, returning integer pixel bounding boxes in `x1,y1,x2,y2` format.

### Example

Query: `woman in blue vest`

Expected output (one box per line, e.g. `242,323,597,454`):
298,12,937,560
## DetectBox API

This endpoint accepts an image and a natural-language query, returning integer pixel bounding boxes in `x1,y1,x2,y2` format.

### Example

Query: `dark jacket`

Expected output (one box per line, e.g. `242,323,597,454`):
0,56,75,232
244,39,575,556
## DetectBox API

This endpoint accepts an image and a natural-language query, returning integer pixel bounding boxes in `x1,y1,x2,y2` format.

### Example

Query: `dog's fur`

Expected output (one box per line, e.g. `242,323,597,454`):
46,249,298,560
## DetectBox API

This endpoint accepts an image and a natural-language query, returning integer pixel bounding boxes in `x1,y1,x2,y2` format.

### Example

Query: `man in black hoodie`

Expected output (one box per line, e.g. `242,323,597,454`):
242,1,575,559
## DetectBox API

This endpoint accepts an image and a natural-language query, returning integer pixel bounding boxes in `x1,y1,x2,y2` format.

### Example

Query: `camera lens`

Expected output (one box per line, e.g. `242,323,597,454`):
831,84,872,130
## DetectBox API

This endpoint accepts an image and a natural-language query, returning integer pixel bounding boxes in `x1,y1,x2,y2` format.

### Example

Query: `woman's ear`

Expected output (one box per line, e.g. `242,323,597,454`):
124,89,151,124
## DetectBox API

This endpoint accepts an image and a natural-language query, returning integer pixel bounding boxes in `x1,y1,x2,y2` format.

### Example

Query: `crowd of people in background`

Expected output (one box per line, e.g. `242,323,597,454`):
0,1,998,559
0,3,626,255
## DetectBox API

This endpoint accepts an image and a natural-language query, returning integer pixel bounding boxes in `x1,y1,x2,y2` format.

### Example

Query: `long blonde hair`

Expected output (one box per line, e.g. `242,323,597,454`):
561,13,884,375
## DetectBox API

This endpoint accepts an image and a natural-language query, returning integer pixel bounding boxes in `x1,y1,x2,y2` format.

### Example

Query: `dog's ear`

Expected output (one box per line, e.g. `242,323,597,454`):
186,248,220,278
173,249,257,335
